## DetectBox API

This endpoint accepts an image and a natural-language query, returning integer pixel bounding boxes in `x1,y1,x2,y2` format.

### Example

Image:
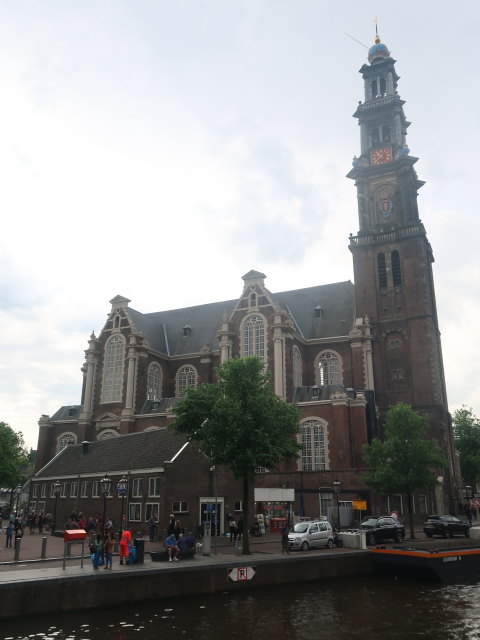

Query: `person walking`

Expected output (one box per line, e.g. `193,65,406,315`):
281,524,290,554
119,528,132,565
92,533,103,569
104,531,115,570
148,513,158,541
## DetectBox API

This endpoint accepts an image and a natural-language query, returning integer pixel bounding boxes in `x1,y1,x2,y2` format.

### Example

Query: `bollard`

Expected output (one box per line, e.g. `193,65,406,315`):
41,536,48,559
14,538,21,561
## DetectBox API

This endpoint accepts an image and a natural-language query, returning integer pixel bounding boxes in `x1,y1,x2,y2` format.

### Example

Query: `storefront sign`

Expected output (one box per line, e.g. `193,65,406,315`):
353,500,367,511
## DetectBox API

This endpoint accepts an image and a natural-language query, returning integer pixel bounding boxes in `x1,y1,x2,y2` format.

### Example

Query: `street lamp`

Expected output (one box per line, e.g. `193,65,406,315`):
117,476,128,540
332,480,342,529
15,484,22,515
51,481,61,536
100,474,112,536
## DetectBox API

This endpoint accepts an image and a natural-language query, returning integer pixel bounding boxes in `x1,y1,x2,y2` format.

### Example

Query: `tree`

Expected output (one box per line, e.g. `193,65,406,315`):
172,356,301,554
453,406,480,488
362,403,447,539
0,422,30,489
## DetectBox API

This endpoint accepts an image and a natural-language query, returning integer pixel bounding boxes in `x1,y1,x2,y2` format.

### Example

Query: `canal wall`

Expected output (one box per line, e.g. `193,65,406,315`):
0,551,373,619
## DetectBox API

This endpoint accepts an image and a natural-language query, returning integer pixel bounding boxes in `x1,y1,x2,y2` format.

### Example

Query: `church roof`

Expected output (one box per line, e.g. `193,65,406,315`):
127,280,355,355
34,428,188,478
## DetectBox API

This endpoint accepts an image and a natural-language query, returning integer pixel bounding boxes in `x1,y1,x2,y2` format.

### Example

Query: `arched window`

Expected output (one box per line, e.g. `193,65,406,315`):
147,363,162,400
176,365,198,397
316,351,342,386
101,334,125,403
57,432,77,453
292,346,302,389
299,419,328,471
97,430,118,440
242,314,266,359
113,314,121,329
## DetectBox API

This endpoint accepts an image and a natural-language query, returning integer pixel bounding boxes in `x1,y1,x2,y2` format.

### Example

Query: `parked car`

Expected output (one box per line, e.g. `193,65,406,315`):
360,516,405,545
423,515,470,538
288,520,335,551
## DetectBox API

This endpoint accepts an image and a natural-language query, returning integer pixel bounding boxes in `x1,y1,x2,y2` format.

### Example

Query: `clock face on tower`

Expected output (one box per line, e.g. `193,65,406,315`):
371,146,393,166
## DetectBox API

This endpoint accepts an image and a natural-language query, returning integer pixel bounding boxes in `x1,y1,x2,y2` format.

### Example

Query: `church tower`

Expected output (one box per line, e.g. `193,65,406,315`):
347,35,459,509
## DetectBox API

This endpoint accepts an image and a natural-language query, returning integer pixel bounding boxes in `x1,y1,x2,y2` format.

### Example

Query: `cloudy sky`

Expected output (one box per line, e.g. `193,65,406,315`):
0,1,478,450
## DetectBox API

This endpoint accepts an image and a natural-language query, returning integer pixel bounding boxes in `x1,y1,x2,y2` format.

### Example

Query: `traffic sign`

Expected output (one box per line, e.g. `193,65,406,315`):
228,566,256,582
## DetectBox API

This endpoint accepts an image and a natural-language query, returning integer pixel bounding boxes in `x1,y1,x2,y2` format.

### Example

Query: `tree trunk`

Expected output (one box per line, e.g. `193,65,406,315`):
407,493,415,539
242,477,250,555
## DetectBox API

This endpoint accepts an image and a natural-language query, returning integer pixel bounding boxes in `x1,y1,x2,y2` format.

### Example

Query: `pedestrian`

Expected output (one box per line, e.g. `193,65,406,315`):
104,531,115,570
165,533,180,561
464,502,472,526
91,533,103,569
174,519,184,539
235,517,243,543
148,513,158,541
6,522,14,547
119,528,132,565
167,515,175,535
281,524,290,554
229,518,237,542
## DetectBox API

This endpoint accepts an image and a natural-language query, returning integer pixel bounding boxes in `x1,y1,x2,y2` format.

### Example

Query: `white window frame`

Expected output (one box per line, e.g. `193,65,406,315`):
241,313,267,361
172,501,188,513
129,503,141,522
145,503,160,521
29,501,36,513
147,362,163,400
298,418,329,471
37,501,45,513
101,334,125,403
70,482,78,499
176,365,198,397
315,350,343,386
149,477,160,497
131,478,142,498
32,484,38,498
81,481,89,498
61,482,67,498
41,484,46,498
92,481,99,498
57,432,77,453
234,501,243,512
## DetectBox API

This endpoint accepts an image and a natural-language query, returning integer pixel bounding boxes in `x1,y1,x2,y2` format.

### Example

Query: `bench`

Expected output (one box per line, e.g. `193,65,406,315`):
150,547,196,561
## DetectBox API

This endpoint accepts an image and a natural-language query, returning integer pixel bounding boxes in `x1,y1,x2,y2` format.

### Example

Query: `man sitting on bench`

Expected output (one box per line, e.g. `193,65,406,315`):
165,533,180,562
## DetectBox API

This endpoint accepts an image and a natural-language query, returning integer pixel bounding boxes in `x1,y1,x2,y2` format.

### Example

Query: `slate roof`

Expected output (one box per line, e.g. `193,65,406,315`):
51,405,83,421
127,280,355,356
35,428,188,478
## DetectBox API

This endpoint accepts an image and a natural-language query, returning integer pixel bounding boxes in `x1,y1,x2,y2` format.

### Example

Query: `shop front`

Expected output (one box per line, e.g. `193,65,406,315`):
254,488,295,533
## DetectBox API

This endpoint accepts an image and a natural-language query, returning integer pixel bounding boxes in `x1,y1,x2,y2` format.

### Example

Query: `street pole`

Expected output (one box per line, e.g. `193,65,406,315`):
117,476,128,541
15,484,22,516
100,474,112,539
52,481,61,536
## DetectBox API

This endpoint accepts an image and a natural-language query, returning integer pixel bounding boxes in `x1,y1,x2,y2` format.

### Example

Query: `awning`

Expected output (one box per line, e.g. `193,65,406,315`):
254,488,295,502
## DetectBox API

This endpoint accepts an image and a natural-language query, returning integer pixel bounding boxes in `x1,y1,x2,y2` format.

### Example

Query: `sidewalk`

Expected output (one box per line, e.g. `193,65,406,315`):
0,529,285,571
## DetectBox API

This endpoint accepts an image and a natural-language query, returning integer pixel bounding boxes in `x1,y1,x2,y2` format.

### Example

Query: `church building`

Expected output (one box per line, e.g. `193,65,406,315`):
33,35,460,528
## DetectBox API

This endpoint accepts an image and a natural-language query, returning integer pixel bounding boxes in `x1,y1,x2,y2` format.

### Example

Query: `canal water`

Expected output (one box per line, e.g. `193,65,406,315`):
2,576,480,639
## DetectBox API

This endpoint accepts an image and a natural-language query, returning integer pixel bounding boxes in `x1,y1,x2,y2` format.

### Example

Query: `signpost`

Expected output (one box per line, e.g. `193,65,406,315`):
228,566,256,582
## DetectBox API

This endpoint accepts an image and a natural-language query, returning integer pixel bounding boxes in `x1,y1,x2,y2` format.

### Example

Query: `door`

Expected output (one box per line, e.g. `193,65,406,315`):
200,502,222,536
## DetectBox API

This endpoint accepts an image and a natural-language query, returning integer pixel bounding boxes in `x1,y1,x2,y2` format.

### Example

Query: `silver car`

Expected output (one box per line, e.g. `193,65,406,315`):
288,520,335,551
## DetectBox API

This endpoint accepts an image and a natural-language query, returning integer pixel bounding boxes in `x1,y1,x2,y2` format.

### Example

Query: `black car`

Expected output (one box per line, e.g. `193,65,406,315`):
423,515,470,538
360,516,405,545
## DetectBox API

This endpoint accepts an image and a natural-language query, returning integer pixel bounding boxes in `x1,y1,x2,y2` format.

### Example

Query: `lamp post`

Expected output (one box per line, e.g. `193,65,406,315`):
117,476,128,541
51,481,61,536
332,480,342,529
15,484,22,516
100,474,112,537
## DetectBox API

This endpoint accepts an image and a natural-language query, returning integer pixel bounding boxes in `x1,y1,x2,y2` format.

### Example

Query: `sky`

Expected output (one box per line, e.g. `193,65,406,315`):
0,1,479,450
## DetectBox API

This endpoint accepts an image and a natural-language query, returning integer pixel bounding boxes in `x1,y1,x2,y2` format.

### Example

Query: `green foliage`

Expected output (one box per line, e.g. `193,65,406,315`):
172,357,301,553
362,403,447,495
0,422,29,488
173,357,301,480
453,406,480,487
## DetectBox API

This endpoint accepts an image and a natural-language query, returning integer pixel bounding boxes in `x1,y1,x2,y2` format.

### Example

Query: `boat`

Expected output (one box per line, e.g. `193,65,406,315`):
370,546,480,581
